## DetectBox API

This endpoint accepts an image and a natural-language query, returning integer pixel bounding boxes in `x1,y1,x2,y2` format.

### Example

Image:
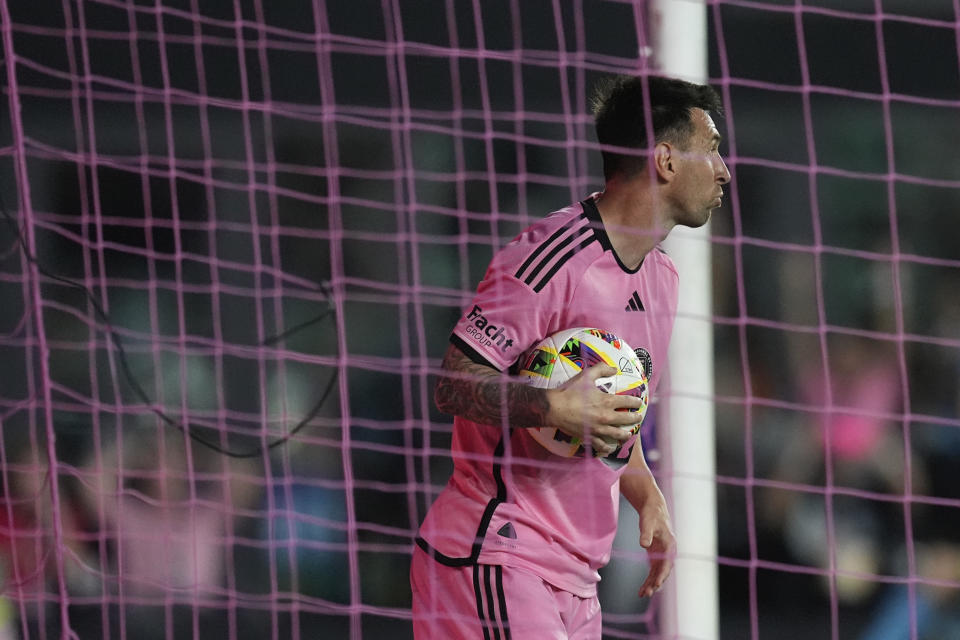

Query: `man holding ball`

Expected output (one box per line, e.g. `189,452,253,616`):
412,74,731,638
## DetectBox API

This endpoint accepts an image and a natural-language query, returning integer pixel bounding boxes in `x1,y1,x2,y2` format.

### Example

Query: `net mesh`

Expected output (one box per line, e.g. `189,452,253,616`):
1,1,959,639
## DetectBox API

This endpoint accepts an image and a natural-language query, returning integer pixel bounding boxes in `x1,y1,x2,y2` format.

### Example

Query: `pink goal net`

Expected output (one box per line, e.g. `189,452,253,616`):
1,1,959,639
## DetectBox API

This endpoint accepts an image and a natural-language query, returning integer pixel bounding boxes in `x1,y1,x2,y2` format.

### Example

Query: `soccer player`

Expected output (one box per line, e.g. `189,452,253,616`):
411,75,731,638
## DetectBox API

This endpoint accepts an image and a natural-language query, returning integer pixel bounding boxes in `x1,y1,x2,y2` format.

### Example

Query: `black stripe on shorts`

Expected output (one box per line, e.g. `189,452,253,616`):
473,564,510,640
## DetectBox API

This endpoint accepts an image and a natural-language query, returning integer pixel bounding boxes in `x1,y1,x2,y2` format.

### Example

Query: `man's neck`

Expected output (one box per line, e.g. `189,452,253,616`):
593,183,672,270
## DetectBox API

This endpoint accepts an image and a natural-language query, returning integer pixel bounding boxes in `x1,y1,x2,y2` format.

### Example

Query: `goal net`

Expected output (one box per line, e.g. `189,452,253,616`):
1,1,958,639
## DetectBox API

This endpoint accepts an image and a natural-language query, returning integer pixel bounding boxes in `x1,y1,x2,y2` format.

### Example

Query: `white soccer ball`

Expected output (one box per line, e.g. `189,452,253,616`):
516,327,649,468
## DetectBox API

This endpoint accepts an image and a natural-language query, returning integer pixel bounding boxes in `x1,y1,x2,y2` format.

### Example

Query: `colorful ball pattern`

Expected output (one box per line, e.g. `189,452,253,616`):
516,327,649,468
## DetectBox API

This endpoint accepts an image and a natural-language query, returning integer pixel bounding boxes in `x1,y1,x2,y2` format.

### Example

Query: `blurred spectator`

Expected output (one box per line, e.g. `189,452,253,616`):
0,446,47,640
859,542,960,640
762,336,928,605
69,427,261,639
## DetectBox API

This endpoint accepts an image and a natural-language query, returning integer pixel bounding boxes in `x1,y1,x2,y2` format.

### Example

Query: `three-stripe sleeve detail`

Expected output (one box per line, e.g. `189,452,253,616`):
514,214,596,292
532,235,597,292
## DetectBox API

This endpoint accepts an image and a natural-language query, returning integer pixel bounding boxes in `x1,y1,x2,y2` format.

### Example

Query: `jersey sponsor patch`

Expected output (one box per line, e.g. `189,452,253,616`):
463,304,516,353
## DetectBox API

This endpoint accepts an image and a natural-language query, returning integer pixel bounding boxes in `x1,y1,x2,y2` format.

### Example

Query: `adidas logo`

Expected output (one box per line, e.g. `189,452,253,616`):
496,522,517,539
625,291,644,312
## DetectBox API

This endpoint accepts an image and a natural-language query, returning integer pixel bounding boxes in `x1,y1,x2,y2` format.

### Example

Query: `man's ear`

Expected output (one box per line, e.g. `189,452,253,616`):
653,142,675,181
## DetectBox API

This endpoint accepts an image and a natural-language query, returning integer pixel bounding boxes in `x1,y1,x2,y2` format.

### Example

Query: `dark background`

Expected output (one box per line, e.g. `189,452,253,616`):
0,1,958,638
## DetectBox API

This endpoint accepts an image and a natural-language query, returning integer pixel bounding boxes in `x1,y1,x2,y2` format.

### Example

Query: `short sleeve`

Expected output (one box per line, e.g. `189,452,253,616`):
450,243,556,372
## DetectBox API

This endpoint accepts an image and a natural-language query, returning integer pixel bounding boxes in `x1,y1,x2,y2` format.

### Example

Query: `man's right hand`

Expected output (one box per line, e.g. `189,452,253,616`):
545,363,643,455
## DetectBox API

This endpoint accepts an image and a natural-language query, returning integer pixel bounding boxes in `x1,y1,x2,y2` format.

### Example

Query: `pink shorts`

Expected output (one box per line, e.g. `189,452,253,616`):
410,546,601,639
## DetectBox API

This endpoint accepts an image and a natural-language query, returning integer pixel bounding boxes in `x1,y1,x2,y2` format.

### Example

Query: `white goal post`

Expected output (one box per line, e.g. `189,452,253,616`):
652,1,720,639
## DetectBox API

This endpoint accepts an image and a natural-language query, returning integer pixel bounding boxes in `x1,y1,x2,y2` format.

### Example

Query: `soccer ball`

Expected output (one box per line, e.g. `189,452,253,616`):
516,327,649,468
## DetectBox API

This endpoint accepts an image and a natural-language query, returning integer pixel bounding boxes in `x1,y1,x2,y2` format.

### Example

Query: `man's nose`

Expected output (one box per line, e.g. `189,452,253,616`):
717,158,731,184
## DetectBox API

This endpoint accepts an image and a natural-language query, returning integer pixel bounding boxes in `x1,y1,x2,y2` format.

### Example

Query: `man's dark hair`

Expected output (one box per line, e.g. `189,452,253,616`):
591,75,723,180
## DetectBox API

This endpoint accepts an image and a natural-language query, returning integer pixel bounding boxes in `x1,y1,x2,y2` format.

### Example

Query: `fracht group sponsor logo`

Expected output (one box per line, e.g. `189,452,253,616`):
464,305,515,353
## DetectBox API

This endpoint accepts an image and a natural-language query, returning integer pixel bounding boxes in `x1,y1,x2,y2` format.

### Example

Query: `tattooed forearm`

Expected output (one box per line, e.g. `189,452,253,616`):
435,344,550,427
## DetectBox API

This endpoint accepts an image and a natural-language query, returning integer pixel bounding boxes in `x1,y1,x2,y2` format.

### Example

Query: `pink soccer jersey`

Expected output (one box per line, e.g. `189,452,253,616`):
417,195,679,597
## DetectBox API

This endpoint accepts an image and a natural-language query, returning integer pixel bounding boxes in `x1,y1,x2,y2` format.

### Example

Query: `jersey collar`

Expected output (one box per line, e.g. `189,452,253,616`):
581,196,644,274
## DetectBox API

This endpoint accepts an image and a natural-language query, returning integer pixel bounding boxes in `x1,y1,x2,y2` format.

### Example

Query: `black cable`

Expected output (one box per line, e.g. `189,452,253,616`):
0,190,338,459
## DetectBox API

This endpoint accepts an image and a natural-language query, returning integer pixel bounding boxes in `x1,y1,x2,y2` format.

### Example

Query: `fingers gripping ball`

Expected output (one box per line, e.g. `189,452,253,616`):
517,327,649,468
